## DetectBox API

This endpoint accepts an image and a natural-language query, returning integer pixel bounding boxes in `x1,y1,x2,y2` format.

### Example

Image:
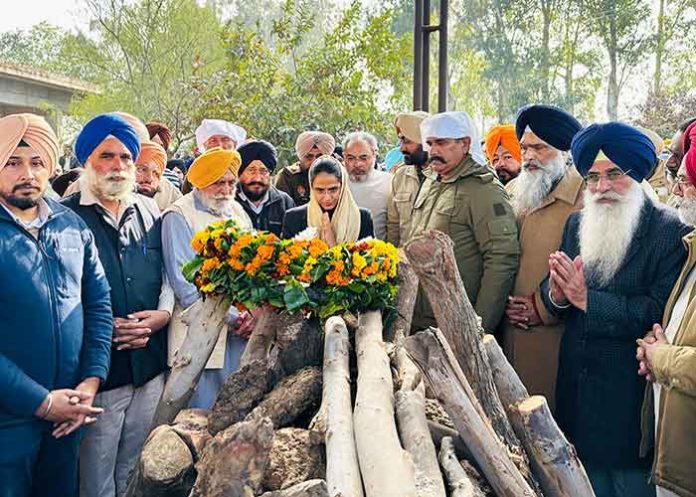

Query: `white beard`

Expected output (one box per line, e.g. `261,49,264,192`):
84,164,136,202
676,196,696,227
579,182,645,287
512,153,566,216
197,189,237,217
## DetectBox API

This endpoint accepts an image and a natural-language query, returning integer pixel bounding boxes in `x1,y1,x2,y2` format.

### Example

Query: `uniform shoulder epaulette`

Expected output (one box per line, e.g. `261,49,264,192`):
285,163,302,174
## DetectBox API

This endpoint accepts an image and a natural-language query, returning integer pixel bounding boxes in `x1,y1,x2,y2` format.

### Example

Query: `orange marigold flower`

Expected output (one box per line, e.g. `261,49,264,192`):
202,258,221,272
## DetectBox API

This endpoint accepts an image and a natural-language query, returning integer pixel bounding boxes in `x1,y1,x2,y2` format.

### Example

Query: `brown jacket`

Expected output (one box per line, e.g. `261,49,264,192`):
501,167,584,411
641,232,696,497
274,162,310,206
386,164,423,246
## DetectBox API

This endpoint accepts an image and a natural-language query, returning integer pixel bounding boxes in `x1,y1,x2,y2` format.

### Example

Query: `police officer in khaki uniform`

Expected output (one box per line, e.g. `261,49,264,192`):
387,111,429,246
409,111,520,333
275,131,335,206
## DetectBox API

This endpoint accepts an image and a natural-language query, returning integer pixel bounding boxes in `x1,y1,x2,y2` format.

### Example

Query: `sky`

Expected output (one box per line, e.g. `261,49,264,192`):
0,0,86,32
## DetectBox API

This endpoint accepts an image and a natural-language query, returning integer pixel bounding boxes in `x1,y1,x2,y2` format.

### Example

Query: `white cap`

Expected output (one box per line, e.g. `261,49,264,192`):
420,111,487,166
195,119,247,151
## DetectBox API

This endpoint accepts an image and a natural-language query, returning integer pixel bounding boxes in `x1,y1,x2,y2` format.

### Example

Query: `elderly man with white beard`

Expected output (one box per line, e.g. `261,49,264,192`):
538,122,689,497
343,131,392,239
500,104,583,411
61,113,174,497
161,147,253,410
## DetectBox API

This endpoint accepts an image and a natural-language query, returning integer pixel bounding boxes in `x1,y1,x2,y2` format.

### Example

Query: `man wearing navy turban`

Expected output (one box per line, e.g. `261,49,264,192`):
63,113,174,497
235,139,294,235
536,121,689,497
501,104,585,412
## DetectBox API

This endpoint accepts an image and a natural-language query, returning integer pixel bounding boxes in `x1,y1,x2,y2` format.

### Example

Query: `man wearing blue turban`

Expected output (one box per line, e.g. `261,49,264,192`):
536,121,689,497
62,113,174,497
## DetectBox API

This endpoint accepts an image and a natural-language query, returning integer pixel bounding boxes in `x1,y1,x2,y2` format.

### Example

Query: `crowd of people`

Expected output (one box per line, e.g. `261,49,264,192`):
1,103,696,497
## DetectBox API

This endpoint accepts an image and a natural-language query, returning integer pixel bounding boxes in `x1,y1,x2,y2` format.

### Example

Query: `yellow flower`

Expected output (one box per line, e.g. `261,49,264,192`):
351,252,367,276
191,231,210,253
200,282,215,293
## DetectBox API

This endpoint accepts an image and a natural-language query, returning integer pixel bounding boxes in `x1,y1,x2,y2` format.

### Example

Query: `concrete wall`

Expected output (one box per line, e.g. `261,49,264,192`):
0,74,74,115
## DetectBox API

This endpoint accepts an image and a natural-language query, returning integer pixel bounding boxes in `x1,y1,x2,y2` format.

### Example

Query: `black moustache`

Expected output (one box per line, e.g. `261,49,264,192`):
429,157,445,164
13,183,39,192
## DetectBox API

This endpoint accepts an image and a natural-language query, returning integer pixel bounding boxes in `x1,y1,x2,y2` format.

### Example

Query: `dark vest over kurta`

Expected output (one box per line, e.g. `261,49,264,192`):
62,192,168,391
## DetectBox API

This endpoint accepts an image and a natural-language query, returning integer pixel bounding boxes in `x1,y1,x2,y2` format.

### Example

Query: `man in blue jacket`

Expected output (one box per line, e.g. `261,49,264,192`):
539,122,690,497
0,113,113,497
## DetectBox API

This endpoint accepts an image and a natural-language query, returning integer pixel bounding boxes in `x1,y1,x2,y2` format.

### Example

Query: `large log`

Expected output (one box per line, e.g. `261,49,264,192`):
482,334,529,409
240,307,278,367
259,480,329,497
320,316,364,497
404,232,528,471
354,311,417,497
385,251,419,341
208,358,271,435
268,314,323,384
170,408,212,461
150,297,229,428
129,425,195,497
246,366,322,428
264,427,325,491
483,335,596,497
404,329,536,497
438,436,486,497
393,344,446,497
508,396,596,497
189,416,275,497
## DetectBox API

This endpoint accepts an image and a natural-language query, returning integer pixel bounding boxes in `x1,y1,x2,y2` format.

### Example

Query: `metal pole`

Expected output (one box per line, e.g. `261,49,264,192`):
422,0,430,111
438,0,448,112
413,0,423,110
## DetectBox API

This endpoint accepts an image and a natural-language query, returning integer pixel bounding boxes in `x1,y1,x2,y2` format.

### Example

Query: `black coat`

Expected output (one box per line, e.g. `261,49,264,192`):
281,205,374,240
540,199,689,468
236,186,295,236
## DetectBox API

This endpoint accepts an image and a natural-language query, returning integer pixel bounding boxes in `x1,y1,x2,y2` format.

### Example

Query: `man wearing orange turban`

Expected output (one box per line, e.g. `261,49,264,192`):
135,140,182,210
0,113,112,497
275,130,336,206
485,124,522,185
161,146,252,410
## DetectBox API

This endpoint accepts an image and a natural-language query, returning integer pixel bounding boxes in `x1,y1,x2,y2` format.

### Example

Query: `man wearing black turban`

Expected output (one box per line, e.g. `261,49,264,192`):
515,103,582,151
535,121,689,497
235,140,295,235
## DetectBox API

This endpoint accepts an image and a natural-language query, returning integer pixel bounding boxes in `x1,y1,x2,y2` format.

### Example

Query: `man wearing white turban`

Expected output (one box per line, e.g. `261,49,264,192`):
409,111,520,334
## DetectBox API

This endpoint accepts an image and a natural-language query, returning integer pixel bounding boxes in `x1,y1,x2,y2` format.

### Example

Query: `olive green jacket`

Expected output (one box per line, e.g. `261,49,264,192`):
641,232,696,497
408,155,520,332
386,163,423,247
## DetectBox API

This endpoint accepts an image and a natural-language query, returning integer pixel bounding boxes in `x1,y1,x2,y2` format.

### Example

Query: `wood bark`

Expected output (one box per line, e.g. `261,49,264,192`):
240,307,278,367
129,425,195,497
427,421,471,459
482,334,529,409
508,396,596,497
150,297,228,428
264,428,325,491
189,416,275,497
170,408,211,461
483,335,596,497
259,480,329,497
404,231,526,461
403,329,536,497
395,387,447,497
245,366,322,428
354,310,417,497
385,251,419,341
438,436,485,497
208,358,271,435
268,314,323,385
320,316,364,497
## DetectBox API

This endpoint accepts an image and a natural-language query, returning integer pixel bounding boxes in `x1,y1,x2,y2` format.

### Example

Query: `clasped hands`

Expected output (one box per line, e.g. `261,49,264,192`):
636,323,668,383
548,251,588,311
35,376,103,439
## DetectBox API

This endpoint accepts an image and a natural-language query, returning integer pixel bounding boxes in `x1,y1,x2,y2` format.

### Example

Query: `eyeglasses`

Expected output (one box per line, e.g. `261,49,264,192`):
585,168,631,184
244,166,270,176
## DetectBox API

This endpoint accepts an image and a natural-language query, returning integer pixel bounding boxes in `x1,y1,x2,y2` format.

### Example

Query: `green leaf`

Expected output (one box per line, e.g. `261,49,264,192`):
182,258,203,282
284,279,310,312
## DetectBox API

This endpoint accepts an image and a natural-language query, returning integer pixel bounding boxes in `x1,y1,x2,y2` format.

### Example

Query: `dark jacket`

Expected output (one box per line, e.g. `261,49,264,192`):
540,198,689,468
281,205,374,240
62,193,168,392
274,162,310,206
235,185,295,236
0,198,112,422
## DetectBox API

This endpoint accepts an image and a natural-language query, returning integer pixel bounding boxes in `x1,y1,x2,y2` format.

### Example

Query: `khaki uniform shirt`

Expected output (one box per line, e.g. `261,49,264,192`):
409,155,520,333
386,164,423,246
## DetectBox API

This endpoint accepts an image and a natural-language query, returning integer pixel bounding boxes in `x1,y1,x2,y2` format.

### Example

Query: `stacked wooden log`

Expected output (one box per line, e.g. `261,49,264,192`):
126,230,595,497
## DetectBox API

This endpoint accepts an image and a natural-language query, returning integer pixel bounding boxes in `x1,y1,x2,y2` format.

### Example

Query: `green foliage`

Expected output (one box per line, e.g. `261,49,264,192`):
0,22,78,77
66,0,224,151
194,0,411,165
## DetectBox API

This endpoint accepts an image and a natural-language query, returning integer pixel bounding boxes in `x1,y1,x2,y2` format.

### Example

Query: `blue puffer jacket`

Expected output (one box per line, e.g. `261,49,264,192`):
0,198,113,422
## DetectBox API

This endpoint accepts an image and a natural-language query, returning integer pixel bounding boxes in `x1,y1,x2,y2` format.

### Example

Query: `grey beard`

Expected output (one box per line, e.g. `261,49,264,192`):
677,197,696,227
512,155,566,216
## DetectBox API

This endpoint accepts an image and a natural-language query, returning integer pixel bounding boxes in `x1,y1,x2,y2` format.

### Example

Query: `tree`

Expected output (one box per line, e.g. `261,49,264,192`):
585,0,652,120
66,0,224,152
0,22,77,77
195,0,411,165
652,0,696,95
